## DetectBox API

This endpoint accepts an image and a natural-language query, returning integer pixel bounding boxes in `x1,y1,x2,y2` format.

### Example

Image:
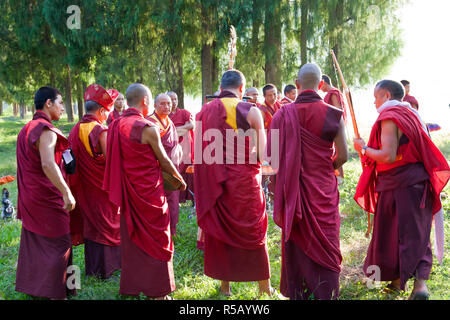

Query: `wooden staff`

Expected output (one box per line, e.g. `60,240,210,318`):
330,50,373,238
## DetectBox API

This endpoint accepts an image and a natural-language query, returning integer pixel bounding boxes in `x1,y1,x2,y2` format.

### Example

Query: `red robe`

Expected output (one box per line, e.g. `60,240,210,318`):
403,94,419,110
106,109,121,126
15,111,74,299
281,97,293,105
147,112,182,236
258,100,281,130
194,91,270,281
69,114,120,246
269,90,343,299
354,105,449,215
354,104,449,290
16,111,70,237
103,107,175,297
68,114,121,278
324,88,347,122
169,107,195,203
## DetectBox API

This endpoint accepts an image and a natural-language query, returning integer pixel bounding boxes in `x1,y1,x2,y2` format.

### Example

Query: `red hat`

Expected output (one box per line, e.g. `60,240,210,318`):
84,84,119,112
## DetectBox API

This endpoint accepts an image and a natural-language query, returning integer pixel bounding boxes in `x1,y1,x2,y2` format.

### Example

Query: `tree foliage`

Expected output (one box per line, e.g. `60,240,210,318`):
0,0,405,115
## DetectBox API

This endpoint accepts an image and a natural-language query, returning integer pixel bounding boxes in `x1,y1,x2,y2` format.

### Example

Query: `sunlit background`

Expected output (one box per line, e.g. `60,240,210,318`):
184,0,450,137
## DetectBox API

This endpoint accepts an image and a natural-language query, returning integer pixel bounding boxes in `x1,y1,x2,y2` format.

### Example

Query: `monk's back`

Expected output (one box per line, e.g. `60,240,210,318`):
117,114,164,200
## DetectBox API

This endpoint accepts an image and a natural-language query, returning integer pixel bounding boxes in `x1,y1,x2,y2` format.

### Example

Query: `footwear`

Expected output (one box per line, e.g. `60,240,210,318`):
383,283,402,294
408,290,430,300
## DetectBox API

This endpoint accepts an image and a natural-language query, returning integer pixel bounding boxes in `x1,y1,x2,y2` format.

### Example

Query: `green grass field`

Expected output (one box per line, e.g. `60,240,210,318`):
0,108,449,300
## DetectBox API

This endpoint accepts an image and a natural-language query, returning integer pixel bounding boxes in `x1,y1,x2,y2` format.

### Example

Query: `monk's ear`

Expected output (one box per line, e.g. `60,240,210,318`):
295,79,301,91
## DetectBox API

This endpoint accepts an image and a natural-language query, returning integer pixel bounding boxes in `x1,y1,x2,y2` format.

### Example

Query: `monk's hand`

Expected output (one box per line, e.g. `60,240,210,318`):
179,178,187,191
63,191,76,212
353,138,366,153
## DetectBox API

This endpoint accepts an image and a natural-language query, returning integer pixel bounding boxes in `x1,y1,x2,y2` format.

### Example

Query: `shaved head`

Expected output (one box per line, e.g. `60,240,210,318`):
297,63,322,90
126,83,152,107
245,87,258,95
155,93,171,106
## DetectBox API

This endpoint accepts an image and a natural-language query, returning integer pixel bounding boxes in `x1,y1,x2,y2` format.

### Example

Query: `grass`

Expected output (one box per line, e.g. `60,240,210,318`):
0,108,449,300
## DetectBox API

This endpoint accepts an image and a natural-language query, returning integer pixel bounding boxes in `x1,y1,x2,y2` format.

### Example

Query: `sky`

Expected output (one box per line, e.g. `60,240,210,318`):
185,0,450,136
352,0,450,134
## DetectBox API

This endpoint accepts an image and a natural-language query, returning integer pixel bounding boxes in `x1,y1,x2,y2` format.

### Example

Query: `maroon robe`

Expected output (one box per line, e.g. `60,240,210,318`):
103,108,175,297
355,104,449,290
106,109,121,126
147,112,182,236
15,111,75,299
324,88,346,122
281,97,293,105
403,94,419,110
269,90,343,300
169,107,195,203
194,91,270,281
68,114,121,278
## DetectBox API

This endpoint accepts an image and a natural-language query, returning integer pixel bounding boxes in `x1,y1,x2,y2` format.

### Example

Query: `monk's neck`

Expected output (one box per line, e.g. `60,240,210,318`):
155,111,169,123
36,109,53,122
115,108,123,114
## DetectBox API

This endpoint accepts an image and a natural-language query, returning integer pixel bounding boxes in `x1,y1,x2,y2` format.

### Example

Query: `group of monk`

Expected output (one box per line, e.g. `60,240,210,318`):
14,61,449,301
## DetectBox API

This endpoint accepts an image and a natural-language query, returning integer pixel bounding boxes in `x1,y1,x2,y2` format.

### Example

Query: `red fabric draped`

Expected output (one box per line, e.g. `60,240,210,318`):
403,94,419,110
16,111,70,237
68,114,120,246
324,88,347,122
147,113,181,169
193,94,267,250
103,108,173,261
269,98,342,273
258,100,281,129
354,105,450,215
106,109,121,126
169,107,194,173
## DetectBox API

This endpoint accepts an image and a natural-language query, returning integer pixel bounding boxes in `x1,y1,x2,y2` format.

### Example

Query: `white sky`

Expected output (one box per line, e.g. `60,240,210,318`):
352,0,450,134
185,0,450,135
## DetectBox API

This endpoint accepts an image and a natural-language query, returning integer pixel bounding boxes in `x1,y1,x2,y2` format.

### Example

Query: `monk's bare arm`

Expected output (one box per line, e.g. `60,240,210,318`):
333,118,348,169
142,126,187,190
37,128,76,211
353,120,399,164
330,95,343,110
247,107,266,163
98,131,108,157
176,119,195,137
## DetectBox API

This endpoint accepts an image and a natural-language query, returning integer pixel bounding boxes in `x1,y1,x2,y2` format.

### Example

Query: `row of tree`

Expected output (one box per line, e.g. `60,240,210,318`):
0,0,405,121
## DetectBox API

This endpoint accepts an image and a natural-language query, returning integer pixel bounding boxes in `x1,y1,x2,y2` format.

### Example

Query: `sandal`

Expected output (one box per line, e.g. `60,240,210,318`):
383,283,402,294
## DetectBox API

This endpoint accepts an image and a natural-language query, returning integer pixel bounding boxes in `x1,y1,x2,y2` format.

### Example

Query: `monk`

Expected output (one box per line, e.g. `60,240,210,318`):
148,93,183,236
68,84,121,279
280,84,297,105
321,74,347,183
269,63,348,300
167,91,195,204
15,86,76,300
354,80,449,300
103,83,186,299
259,84,282,130
194,70,274,296
400,80,419,110
245,87,260,104
106,92,126,125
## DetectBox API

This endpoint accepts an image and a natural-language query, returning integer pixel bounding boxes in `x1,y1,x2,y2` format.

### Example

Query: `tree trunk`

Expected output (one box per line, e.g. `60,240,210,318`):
19,104,26,119
300,0,309,66
13,104,18,117
77,77,84,120
264,1,282,90
327,1,344,76
0,100,3,116
201,3,214,100
64,65,74,122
